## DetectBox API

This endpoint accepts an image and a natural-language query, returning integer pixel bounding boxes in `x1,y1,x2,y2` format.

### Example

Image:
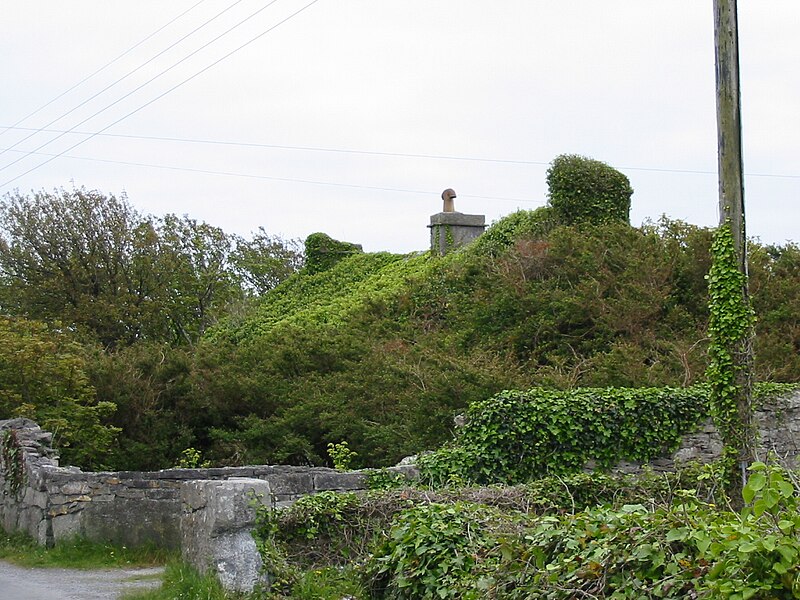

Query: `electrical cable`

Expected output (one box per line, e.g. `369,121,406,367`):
0,0,252,164
0,147,538,203
0,0,209,141
2,125,800,180
0,0,322,190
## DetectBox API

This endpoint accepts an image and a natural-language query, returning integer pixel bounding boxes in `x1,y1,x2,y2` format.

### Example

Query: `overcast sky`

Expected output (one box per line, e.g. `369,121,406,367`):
1,1,798,252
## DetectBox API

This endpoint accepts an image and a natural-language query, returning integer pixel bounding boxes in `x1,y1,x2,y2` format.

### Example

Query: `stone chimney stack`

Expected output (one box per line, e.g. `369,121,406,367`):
428,189,486,255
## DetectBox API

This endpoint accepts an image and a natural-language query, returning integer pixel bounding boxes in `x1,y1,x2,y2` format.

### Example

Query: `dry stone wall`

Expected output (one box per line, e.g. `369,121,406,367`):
609,391,800,474
2,389,800,552
0,418,396,549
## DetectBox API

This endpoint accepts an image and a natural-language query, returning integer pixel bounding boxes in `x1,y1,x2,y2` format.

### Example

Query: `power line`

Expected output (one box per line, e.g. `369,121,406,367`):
0,0,256,167
0,147,538,203
3,125,800,180
0,0,323,190
0,0,209,142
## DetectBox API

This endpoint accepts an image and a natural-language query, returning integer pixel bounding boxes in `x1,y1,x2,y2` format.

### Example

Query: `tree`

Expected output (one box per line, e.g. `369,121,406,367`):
0,315,118,468
232,227,304,295
0,188,167,346
0,188,307,346
546,154,633,226
156,214,243,344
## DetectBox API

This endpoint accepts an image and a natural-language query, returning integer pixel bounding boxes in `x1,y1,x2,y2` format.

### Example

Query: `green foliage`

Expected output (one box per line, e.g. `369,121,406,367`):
750,243,800,381
418,386,709,485
0,316,118,468
283,491,361,541
246,464,800,599
232,227,304,295
303,232,362,275
471,207,557,257
102,213,800,471
6,184,800,473
327,441,357,471
155,214,244,344
495,462,800,599
174,447,210,469
367,502,502,599
366,468,412,491
0,188,302,348
289,567,366,600
0,188,156,346
0,531,170,569
227,250,423,339
86,340,197,471
707,224,756,468
546,153,633,225
251,490,369,596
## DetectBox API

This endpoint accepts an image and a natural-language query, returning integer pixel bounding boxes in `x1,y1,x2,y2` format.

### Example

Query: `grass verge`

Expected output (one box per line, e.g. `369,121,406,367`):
0,530,172,569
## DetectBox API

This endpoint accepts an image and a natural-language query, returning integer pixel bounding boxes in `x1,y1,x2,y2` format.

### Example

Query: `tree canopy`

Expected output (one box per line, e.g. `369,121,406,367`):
0,188,302,347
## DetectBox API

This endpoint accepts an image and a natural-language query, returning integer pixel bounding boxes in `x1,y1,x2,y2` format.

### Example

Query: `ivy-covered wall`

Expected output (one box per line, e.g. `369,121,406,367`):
418,384,800,486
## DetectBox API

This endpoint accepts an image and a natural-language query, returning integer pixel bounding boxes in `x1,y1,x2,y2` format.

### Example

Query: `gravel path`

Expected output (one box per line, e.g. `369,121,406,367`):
0,560,164,600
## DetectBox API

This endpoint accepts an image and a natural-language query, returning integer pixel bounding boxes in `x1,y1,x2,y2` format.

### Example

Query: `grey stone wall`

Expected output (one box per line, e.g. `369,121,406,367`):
605,391,800,474
5,391,800,546
0,418,407,549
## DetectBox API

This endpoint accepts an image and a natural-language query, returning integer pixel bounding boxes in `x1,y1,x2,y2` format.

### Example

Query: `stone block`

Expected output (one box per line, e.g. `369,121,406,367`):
51,511,83,541
312,470,367,491
264,472,313,496
181,478,271,593
61,481,90,495
81,497,182,549
145,488,180,501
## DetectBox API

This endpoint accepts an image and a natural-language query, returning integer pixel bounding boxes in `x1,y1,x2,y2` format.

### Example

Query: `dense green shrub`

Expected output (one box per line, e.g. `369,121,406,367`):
96,214,800,470
367,502,505,599
546,154,633,225
471,207,557,256
303,232,363,275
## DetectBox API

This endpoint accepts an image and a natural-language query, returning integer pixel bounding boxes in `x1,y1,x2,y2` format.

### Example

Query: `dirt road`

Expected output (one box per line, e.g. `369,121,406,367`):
0,560,163,600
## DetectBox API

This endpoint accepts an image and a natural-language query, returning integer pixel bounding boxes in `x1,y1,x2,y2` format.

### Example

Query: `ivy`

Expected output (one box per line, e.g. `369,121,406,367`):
706,224,755,470
546,154,633,225
417,386,710,485
1,429,26,497
303,232,362,275
252,465,800,599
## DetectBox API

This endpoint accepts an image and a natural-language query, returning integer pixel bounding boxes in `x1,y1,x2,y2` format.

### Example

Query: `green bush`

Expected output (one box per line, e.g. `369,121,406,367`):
0,316,119,469
367,502,503,599
546,154,633,225
303,232,363,275
249,463,800,599
471,207,556,256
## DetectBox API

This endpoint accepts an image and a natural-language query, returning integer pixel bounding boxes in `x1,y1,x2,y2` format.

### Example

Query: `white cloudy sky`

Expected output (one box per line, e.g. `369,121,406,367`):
1,1,798,252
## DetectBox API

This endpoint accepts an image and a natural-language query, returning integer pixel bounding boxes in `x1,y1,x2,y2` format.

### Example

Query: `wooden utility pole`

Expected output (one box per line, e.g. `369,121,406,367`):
713,0,756,481
714,0,746,261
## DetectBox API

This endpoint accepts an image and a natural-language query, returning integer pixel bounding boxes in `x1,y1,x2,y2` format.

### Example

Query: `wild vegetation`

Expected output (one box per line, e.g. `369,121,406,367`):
4,154,800,598
247,462,800,599
1,156,800,470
